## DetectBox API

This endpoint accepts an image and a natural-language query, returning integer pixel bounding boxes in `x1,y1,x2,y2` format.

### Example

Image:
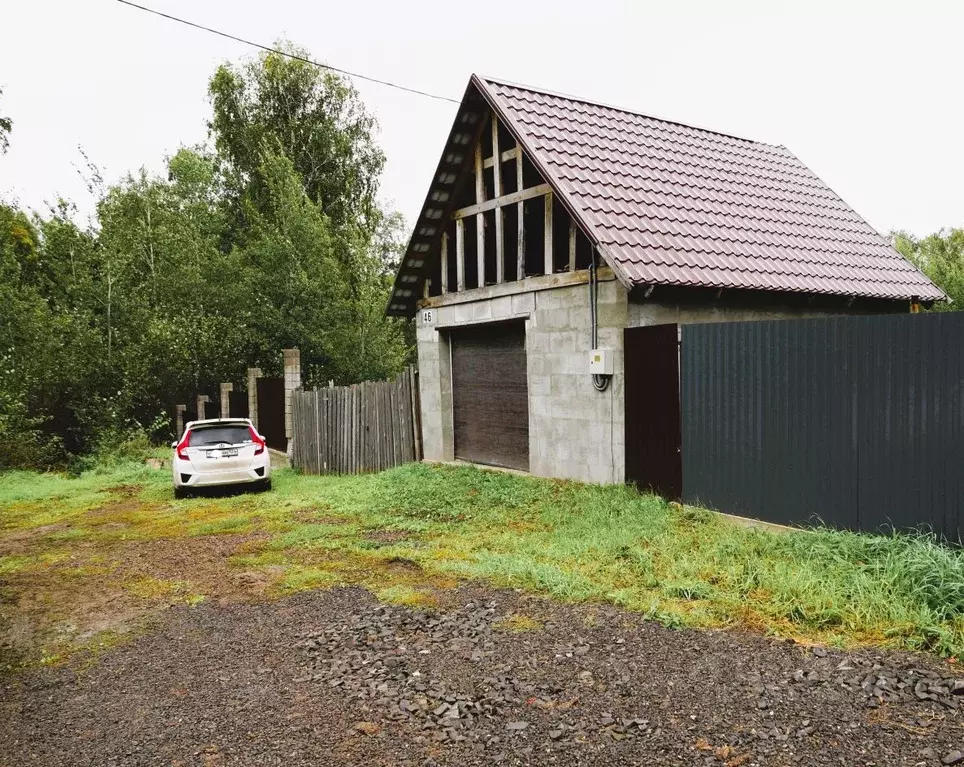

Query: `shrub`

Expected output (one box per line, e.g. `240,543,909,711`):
0,398,67,470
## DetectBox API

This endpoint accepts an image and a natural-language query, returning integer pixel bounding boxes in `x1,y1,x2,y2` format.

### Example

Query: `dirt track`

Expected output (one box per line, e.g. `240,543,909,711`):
2,586,962,766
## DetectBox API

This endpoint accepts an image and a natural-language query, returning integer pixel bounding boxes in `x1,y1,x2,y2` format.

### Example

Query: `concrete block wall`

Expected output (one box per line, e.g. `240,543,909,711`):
527,278,627,484
416,318,454,463
219,383,233,418
627,301,857,328
283,349,301,451
247,368,262,428
415,275,628,485
175,404,187,437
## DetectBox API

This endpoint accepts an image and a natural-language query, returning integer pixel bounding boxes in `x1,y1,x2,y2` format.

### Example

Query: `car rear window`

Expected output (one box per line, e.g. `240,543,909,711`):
190,425,252,446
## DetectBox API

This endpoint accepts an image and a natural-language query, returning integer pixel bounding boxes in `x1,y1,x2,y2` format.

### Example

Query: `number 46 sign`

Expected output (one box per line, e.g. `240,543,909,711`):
421,309,434,325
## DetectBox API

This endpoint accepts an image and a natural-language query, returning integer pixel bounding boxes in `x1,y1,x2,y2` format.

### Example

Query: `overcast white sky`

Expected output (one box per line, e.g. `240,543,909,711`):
1,0,961,237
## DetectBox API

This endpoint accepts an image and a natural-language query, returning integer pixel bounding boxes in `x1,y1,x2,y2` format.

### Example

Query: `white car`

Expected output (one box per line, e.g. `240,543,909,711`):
172,418,271,498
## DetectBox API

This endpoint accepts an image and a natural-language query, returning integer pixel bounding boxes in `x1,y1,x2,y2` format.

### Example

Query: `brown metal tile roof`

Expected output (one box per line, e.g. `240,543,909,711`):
478,76,943,302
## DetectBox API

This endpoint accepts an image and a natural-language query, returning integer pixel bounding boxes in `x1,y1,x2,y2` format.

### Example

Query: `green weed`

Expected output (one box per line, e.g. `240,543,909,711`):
376,584,439,608
5,459,964,663
279,565,338,593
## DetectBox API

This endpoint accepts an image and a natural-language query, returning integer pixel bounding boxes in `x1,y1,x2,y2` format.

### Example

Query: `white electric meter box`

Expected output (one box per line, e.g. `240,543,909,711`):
588,349,613,376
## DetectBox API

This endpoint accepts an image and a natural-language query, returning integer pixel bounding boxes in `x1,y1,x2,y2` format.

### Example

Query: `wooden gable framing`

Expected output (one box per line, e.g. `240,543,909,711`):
387,79,600,318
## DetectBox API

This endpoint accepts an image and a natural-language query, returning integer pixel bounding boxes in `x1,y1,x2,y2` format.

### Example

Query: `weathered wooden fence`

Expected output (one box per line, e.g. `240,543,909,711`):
291,365,422,474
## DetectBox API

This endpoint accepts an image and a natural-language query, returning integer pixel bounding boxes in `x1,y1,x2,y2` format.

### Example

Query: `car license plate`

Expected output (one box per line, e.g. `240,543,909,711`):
207,448,238,459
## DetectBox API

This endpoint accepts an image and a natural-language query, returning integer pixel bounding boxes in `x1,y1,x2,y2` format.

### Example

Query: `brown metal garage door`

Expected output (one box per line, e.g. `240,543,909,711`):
451,321,529,471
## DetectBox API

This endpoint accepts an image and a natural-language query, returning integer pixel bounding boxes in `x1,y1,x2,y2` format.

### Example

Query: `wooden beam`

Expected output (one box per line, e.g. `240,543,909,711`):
440,232,448,294
544,191,553,275
483,147,518,169
419,267,618,310
517,142,525,280
477,214,485,287
491,113,501,197
495,210,505,284
492,114,504,284
474,142,484,204
475,142,485,287
451,183,551,220
423,279,431,299
455,218,465,292
568,219,576,272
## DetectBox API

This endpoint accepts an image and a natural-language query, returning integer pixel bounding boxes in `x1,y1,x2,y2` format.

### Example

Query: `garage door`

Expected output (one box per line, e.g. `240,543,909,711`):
451,321,529,471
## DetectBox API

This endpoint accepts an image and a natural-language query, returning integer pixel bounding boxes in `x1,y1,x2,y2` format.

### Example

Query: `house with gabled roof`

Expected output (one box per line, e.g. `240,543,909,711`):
388,75,943,485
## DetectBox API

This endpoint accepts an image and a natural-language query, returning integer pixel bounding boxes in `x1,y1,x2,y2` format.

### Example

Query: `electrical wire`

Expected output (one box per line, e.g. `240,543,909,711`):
589,251,610,393
115,0,461,105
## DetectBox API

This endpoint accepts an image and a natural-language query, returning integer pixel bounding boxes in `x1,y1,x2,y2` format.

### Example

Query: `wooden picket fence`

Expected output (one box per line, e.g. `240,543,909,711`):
290,365,422,475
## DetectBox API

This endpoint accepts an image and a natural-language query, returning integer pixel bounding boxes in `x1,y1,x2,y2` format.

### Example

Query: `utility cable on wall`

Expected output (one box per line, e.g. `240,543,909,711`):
589,252,611,393
115,0,461,104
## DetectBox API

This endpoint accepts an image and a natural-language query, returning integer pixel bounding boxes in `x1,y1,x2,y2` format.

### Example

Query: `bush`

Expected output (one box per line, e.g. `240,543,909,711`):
67,413,170,475
0,398,67,470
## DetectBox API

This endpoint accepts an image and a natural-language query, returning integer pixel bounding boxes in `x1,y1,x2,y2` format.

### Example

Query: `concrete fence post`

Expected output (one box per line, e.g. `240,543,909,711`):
247,367,263,428
175,404,187,438
219,383,233,418
196,395,210,422
283,348,301,455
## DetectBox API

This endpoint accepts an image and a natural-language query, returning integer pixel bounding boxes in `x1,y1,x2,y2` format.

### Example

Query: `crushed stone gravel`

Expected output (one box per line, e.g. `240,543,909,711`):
2,586,962,766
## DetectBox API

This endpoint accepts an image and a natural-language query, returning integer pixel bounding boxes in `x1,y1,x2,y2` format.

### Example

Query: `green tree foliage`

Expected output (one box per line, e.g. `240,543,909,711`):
0,87,11,154
0,45,410,469
0,205,60,466
208,44,385,239
893,229,964,309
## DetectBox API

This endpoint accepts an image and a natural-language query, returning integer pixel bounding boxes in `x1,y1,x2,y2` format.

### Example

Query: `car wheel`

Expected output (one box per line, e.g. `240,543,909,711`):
174,486,190,500
260,478,272,493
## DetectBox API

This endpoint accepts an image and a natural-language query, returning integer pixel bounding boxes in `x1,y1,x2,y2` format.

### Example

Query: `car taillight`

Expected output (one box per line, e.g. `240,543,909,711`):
249,426,265,455
176,431,191,461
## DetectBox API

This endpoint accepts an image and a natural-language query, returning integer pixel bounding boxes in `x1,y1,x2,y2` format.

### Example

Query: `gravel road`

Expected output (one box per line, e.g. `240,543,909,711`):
2,586,961,766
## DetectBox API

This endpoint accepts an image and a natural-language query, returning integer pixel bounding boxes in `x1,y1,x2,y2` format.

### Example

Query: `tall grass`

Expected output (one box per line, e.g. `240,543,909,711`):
4,458,964,658
355,464,964,655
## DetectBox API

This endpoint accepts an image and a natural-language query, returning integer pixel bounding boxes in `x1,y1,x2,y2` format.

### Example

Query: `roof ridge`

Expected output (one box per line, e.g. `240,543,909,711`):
477,74,778,149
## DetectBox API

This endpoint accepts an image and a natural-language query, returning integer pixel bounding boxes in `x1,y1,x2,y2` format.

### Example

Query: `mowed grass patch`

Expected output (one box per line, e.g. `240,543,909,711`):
3,459,964,668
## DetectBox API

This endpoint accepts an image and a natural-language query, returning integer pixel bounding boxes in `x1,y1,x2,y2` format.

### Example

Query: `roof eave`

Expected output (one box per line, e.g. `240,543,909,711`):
385,81,490,318
627,274,946,304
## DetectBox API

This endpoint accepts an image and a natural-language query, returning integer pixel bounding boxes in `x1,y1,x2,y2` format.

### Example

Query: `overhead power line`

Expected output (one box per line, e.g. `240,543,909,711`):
115,0,461,105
